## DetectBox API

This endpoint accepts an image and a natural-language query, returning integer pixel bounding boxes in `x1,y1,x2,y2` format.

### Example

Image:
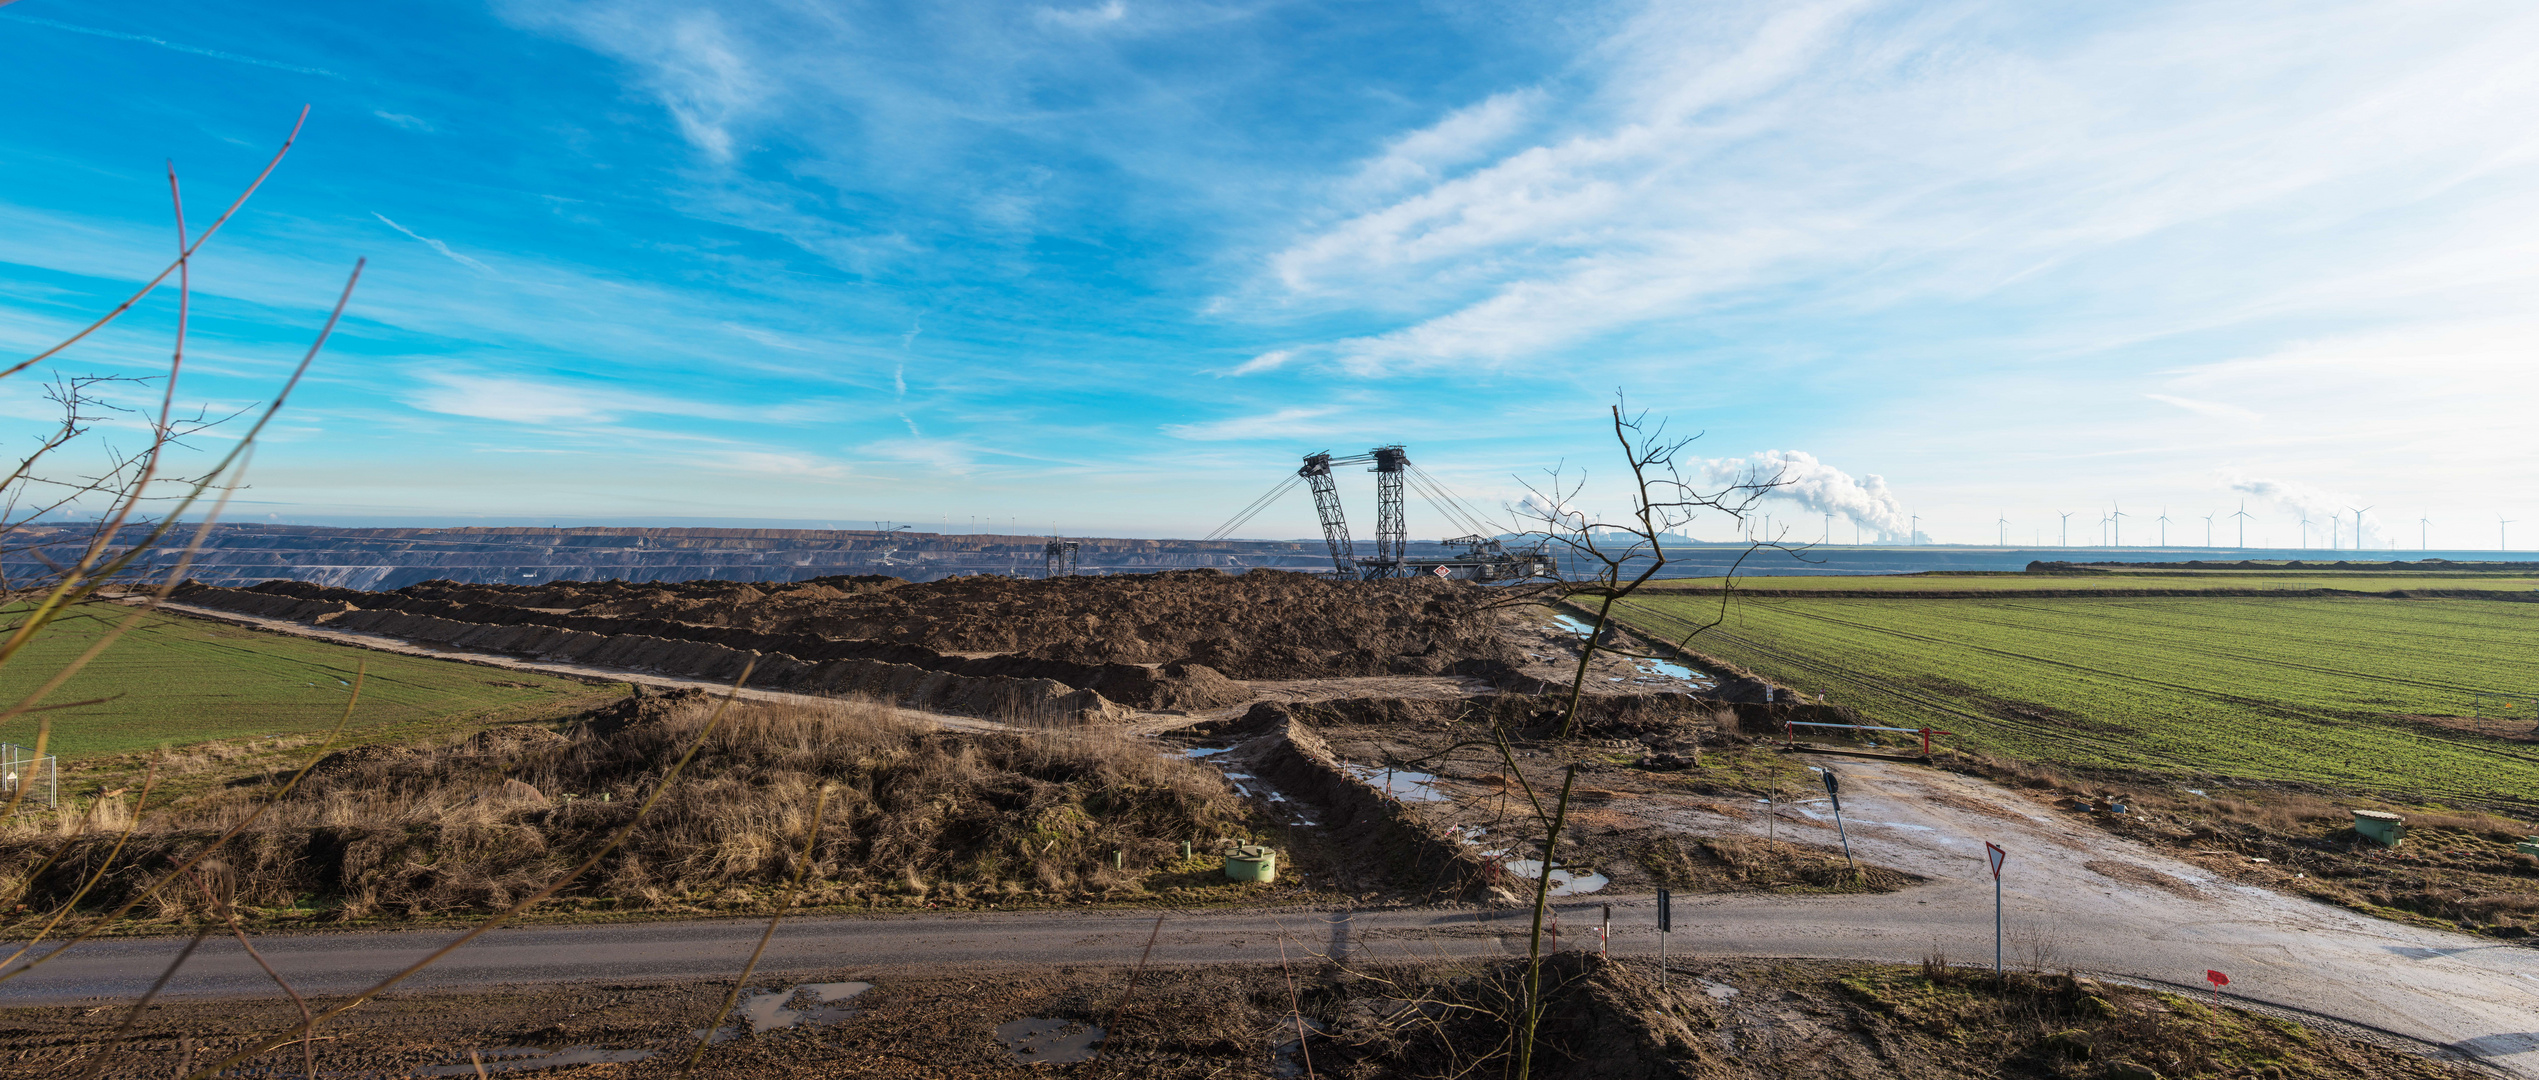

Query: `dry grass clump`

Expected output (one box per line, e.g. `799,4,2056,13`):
0,692,1246,923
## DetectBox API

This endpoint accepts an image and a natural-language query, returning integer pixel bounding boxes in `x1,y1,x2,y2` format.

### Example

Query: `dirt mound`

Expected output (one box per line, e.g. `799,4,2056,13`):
1217,692,1719,739
384,569,1524,679
8,695,1253,921
399,575,909,613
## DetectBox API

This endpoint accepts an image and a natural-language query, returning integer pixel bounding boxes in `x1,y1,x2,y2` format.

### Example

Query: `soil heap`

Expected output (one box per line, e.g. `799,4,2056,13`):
399,568,1528,679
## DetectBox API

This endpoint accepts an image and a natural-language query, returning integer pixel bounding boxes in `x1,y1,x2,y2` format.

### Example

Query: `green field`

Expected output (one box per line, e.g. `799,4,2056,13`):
1644,572,2539,593
1616,592,2539,805
0,603,617,761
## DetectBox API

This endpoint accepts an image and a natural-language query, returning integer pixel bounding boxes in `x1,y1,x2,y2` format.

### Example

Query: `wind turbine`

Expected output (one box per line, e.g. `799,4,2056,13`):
2298,512,2312,549
2504,514,2517,552
2419,516,2430,551
1823,511,1832,545
2110,503,2128,548
1909,514,1920,545
2201,511,2216,548
2231,500,2252,549
2156,507,2172,548
2058,510,2074,547
2329,516,2340,551
2348,506,2372,554
1997,511,2009,547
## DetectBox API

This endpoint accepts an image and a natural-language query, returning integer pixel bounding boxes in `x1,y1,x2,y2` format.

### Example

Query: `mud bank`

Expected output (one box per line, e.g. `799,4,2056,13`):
1245,704,1498,899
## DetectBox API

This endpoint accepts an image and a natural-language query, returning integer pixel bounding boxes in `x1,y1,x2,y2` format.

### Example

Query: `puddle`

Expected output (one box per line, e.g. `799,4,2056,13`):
996,1017,1104,1064
1184,747,1232,758
1341,765,1450,802
1269,1018,1334,1078
1637,658,1698,680
1550,613,1598,637
1697,978,1740,999
414,1047,655,1075
696,981,873,1043
1499,859,1609,896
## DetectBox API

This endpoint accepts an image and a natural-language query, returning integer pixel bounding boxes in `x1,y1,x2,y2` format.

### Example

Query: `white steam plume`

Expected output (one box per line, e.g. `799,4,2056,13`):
2227,475,2384,549
1705,450,1909,542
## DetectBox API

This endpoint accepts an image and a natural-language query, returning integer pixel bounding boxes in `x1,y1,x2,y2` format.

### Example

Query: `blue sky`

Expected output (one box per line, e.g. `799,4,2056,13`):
2,0,2534,548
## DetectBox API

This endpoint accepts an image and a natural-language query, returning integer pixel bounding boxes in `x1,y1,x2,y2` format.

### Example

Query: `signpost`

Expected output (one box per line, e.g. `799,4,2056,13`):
1985,842,2007,976
1821,768,1855,875
1657,887,1672,1008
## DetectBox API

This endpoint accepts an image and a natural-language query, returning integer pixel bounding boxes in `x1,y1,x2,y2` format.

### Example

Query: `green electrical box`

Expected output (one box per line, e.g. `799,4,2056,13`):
1225,844,1278,883
2351,810,2407,848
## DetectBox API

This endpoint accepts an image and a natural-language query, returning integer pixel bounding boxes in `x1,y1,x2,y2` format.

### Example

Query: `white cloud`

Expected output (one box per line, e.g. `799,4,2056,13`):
406,374,624,424
372,111,434,132
2143,394,2260,423
1250,0,2539,375
1227,349,1293,376
404,373,789,427
1037,1,1128,30
1339,90,1543,204
1162,405,1343,442
504,3,765,160
708,450,851,480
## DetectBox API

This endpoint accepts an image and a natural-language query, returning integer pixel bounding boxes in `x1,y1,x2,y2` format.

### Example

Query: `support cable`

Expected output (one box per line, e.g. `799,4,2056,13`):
1409,463,1499,537
1406,467,1495,538
1203,473,1303,542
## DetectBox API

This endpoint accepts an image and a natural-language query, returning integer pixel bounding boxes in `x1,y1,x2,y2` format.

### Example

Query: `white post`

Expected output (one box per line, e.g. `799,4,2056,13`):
1656,887,1670,1010
1985,841,2007,977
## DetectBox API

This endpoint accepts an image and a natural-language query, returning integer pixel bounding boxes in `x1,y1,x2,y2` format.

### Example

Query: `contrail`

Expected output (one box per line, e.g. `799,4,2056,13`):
2,12,344,79
370,213,497,277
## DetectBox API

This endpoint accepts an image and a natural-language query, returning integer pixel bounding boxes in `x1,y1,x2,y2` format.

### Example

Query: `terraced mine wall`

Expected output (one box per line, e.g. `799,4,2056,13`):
20,524,1347,588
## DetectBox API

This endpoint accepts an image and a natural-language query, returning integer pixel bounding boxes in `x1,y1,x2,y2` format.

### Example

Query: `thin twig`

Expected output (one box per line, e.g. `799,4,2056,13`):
0,758,158,970
1516,765,1580,1079
2,107,309,381
685,781,830,1071
0,668,359,987
1094,914,1166,1069
73,927,210,1080
1276,930,1317,1080
190,869,317,1080
187,661,758,1080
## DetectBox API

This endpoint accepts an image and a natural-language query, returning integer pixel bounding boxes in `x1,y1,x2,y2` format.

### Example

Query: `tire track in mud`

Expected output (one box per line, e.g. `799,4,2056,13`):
1745,601,2539,793
1971,597,2506,697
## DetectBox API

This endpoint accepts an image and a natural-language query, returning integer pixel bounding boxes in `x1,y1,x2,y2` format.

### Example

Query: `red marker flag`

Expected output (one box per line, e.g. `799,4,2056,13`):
1985,842,2006,880
2206,970,2230,989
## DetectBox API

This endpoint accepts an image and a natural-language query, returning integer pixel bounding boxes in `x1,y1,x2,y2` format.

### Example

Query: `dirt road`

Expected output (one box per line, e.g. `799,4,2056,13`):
9,749,2538,1075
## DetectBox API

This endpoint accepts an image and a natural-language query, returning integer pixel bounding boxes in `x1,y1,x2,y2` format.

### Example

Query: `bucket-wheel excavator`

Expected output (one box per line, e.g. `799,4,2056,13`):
1207,446,1557,581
